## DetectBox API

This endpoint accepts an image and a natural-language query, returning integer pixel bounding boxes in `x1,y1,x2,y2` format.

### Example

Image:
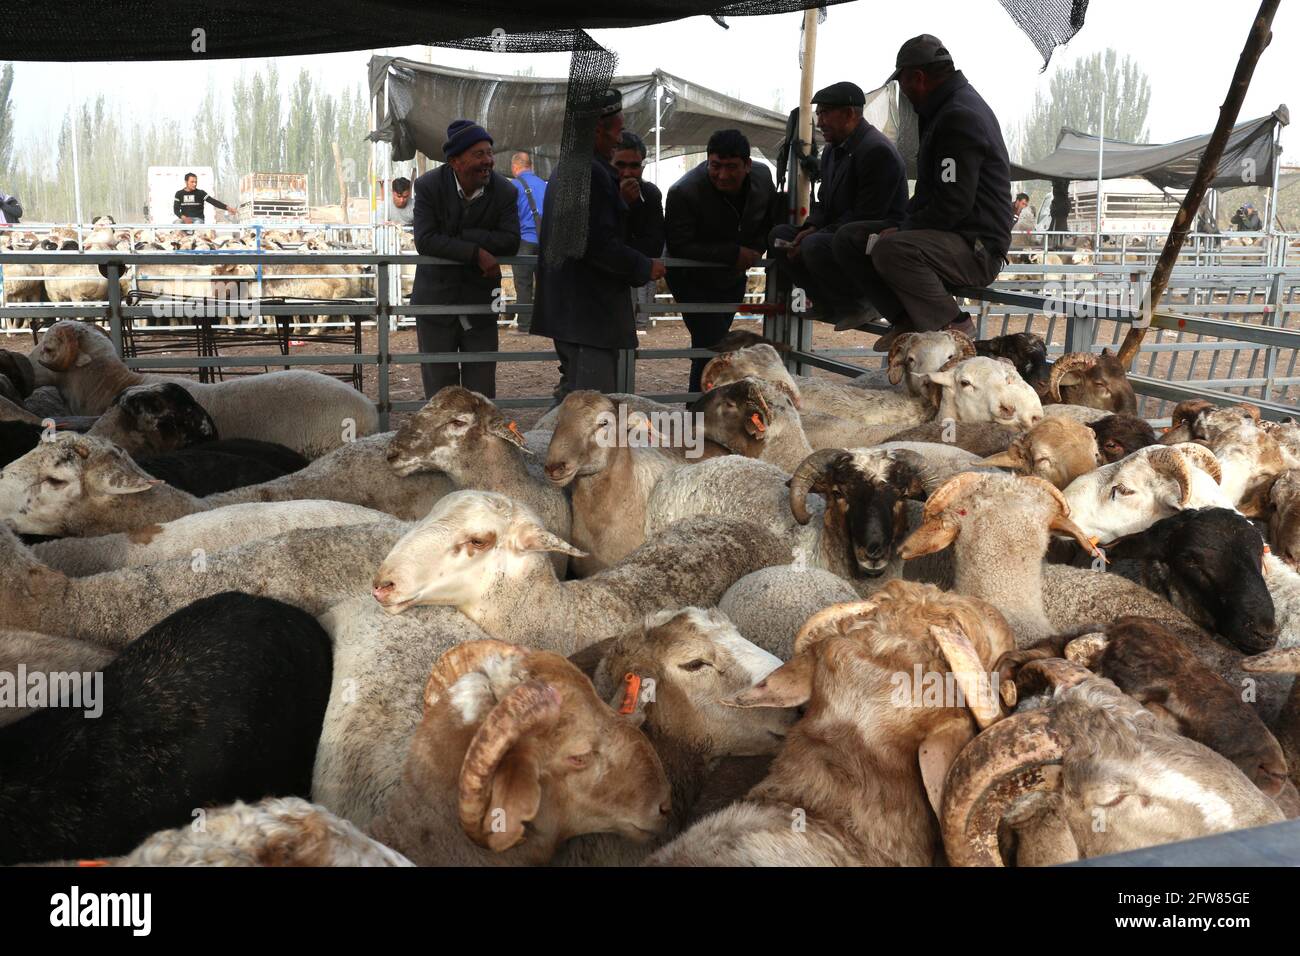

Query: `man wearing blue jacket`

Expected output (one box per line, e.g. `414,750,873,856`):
857,35,1013,350
532,89,666,399
509,151,546,334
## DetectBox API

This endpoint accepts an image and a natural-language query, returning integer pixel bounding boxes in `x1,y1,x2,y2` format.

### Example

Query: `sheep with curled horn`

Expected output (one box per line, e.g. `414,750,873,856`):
1045,348,1137,415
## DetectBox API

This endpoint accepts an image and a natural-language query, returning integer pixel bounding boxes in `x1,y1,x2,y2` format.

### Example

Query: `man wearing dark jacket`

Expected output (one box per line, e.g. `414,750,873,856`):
769,81,908,326
667,129,779,391
0,191,21,225
173,172,230,223
532,90,666,399
859,35,1013,350
410,119,520,398
612,130,666,334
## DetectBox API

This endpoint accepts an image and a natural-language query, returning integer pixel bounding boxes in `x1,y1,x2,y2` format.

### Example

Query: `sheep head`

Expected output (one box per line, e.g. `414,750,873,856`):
417,640,669,856
898,471,1098,563
371,491,584,616
592,608,794,758
542,390,623,487
731,581,1014,818
887,330,975,393
787,447,929,578
387,386,529,477
29,321,111,373
922,357,1043,429
941,665,1283,866
693,377,783,457
981,417,1102,490
1088,414,1157,463
975,332,1049,388
1047,349,1137,415
1103,509,1277,654
87,382,218,456
698,345,800,408
1269,469,1300,569
1061,443,1229,543
0,433,160,535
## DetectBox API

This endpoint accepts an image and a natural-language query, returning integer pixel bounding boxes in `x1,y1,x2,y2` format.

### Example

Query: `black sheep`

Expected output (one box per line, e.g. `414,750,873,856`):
0,591,333,865
192,437,309,475
0,419,44,467
135,448,288,496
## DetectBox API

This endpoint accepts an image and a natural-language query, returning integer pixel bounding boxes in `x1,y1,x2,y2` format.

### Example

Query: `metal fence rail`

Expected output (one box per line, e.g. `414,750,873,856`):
4,238,1300,425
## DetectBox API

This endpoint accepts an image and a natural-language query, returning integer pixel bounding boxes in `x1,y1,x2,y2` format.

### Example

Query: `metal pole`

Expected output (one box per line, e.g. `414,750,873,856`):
653,83,664,188
70,72,84,227
1264,123,1282,236
795,8,818,223
1095,81,1105,253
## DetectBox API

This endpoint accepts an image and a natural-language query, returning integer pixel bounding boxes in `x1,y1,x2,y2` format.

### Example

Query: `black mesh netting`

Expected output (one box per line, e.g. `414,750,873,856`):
2,0,1089,262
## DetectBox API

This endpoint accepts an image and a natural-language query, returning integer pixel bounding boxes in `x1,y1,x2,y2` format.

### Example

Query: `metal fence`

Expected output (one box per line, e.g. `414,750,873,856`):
4,229,1300,426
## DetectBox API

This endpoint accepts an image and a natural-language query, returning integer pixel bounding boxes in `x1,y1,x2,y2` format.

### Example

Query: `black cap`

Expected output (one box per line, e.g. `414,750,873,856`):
578,88,623,117
886,34,954,83
811,81,866,108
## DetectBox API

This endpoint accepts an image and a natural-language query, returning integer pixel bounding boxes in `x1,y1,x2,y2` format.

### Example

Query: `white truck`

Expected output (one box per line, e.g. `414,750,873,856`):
1064,178,1187,235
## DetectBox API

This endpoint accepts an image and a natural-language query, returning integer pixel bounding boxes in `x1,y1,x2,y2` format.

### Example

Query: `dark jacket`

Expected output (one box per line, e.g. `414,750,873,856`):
806,120,908,233
902,71,1013,261
173,188,229,221
624,179,666,260
411,166,520,307
0,193,22,224
532,156,653,350
665,160,779,294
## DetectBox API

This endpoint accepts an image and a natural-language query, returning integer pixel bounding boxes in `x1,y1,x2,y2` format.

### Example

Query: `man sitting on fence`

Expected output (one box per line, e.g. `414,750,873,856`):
532,89,666,400
410,119,521,399
849,35,1012,351
666,129,779,392
768,80,908,328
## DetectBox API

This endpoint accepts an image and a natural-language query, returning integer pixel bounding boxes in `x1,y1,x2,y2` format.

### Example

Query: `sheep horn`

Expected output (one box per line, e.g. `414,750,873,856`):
1018,475,1101,557
1171,442,1222,483
930,625,1002,729
886,332,920,385
1017,657,1095,695
940,710,1064,867
921,472,988,521
792,599,882,656
1064,633,1109,668
1047,352,1097,402
1145,448,1194,507
458,679,563,850
423,639,527,711
944,329,977,361
1236,402,1262,424
788,448,849,526
1241,647,1300,674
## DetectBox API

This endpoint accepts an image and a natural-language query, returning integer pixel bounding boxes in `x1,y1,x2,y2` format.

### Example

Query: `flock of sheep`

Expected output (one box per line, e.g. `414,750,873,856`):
0,316,1297,866
0,223,398,332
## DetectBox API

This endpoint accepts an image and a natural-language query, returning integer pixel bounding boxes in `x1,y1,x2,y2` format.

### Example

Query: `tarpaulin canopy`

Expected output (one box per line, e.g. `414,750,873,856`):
1012,107,1290,189
368,57,890,173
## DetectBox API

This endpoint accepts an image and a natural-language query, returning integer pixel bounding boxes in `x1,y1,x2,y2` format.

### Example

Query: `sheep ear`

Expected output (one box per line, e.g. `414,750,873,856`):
509,521,587,558
924,369,955,389
1237,477,1277,519
90,459,161,496
981,448,1024,471
898,519,959,559
482,749,543,852
918,721,975,821
724,653,812,708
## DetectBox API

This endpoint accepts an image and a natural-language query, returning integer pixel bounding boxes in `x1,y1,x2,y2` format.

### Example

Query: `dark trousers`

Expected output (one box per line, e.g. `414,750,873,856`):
553,339,618,402
512,239,539,332
668,272,746,393
845,228,1001,333
769,223,867,318
416,313,498,399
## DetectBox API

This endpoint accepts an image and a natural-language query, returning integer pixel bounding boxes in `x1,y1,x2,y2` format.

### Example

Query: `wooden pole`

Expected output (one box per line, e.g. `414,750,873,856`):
795,8,818,222
1116,0,1280,367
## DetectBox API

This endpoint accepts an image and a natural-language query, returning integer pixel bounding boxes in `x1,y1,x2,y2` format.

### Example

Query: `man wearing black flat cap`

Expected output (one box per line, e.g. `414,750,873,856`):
411,118,520,398
533,89,667,399
848,35,1012,350
768,80,907,327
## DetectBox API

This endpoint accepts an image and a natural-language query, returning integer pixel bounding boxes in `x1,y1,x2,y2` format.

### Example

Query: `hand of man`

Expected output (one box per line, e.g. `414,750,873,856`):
649,259,667,281
477,247,501,278
619,178,642,205
735,246,762,272
787,226,815,261
181,216,193,224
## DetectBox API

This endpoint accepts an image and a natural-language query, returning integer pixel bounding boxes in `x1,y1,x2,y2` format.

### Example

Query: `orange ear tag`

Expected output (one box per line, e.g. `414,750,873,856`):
750,413,767,433
77,860,110,867
618,673,642,715
507,421,523,438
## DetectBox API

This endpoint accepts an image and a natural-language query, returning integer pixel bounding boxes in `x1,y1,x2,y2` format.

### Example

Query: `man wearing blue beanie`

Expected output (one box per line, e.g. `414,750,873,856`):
410,118,521,398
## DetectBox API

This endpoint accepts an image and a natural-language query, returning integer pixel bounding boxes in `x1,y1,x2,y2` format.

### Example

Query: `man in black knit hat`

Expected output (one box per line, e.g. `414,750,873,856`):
410,118,520,398
532,89,666,399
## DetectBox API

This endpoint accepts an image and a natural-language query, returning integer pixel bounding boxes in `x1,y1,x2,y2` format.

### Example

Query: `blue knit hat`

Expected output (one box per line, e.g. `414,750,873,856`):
443,119,493,159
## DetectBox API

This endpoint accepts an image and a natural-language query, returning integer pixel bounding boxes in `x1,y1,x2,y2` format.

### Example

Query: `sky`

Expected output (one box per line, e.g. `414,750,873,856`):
4,0,1297,159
